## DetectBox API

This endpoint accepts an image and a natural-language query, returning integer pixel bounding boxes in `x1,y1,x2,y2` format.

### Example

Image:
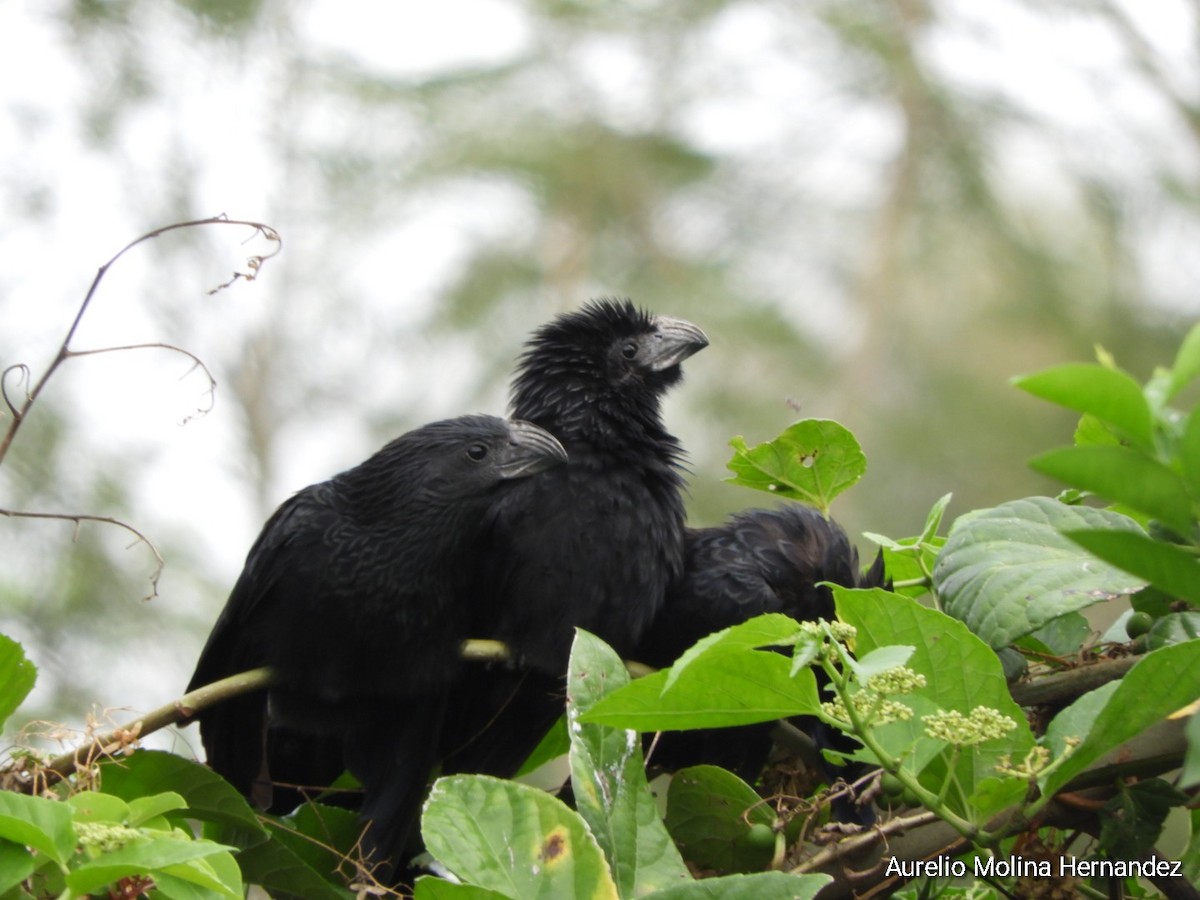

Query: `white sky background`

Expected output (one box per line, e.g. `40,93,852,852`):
1,0,1198,740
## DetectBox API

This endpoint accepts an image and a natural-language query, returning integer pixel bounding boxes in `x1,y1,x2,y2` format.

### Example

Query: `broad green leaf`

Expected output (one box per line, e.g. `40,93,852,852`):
66,833,236,896
415,877,513,900
918,494,953,544
666,614,802,690
260,803,364,890
725,420,866,512
1145,612,1200,650
1065,529,1200,605
845,645,914,682
127,792,189,827
0,633,36,730
1179,409,1200,497
1013,363,1154,451
154,848,244,899
99,751,266,846
1097,779,1188,860
934,497,1147,648
567,630,689,897
582,650,820,732
0,839,36,893
423,774,619,900
1030,447,1195,539
68,790,130,823
835,588,1035,819
1041,640,1200,797
644,871,830,899
0,790,76,867
664,766,775,874
233,826,354,900
1168,322,1200,401
1020,612,1091,657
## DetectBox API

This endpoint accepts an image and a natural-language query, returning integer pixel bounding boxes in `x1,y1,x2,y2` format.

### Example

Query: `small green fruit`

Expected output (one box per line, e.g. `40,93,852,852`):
1126,611,1154,639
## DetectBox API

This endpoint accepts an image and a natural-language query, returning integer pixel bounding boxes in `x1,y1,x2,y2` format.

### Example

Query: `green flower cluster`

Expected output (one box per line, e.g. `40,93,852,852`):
923,706,1017,746
795,620,857,642
864,666,927,695
822,691,914,726
76,821,143,853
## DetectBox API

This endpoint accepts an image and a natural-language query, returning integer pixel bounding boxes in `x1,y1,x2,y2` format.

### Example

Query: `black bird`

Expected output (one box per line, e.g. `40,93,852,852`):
640,503,884,667
440,298,708,778
183,414,567,874
636,502,887,790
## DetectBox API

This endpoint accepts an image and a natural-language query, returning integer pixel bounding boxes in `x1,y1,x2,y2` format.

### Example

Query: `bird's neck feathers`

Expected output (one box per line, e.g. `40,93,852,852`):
512,373,685,472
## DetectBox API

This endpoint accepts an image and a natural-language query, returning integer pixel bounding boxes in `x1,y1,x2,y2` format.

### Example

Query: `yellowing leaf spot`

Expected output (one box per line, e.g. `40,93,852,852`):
539,828,568,866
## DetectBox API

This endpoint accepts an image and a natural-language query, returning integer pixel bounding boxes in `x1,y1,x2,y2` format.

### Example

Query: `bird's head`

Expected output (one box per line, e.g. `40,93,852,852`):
352,415,567,519
510,298,708,431
412,414,568,499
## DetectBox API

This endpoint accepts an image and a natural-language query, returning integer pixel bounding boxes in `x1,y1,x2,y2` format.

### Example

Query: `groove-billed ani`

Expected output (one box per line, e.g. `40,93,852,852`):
441,298,708,778
183,415,566,874
636,502,887,793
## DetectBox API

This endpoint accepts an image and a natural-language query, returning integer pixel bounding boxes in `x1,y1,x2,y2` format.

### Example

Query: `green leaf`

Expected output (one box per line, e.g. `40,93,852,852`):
567,630,689,897
918,494,953,544
845,645,914,682
233,825,355,900
99,750,266,847
155,847,245,899
415,877,513,900
0,839,37,894
1065,529,1200,605
934,497,1148,648
127,792,188,827
1030,447,1195,539
0,790,76,867
1013,363,1154,450
1168,322,1200,401
1178,409,1200,497
1042,640,1200,797
1020,612,1091,657
1097,779,1188,860
835,588,1035,819
664,766,775,874
259,803,363,891
422,774,619,900
582,648,820,732
0,633,36,731
725,420,866,513
66,833,236,896
643,871,830,899
1145,612,1200,650
68,790,130,823
666,614,802,690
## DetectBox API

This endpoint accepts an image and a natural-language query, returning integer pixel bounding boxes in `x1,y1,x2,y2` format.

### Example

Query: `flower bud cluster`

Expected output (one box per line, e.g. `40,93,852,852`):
923,706,1017,746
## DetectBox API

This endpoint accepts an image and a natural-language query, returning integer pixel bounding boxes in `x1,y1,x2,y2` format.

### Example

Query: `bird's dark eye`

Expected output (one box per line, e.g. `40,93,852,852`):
621,341,638,360
466,443,489,462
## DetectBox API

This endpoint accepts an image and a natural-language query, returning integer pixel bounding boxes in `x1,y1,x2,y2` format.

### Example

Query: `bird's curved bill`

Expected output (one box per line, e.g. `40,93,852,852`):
645,315,710,371
499,420,569,478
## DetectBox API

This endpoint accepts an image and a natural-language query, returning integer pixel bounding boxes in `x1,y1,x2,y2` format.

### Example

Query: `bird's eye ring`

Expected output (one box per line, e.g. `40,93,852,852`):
621,341,638,360
466,443,489,461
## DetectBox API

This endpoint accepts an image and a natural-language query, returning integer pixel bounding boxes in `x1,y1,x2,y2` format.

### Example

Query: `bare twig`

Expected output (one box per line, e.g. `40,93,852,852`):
0,215,280,596
0,508,166,599
4,666,277,790
0,214,281,466
64,342,220,425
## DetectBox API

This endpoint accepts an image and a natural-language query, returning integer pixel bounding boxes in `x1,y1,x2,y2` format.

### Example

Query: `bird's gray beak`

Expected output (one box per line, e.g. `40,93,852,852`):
645,315,709,372
498,420,568,479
